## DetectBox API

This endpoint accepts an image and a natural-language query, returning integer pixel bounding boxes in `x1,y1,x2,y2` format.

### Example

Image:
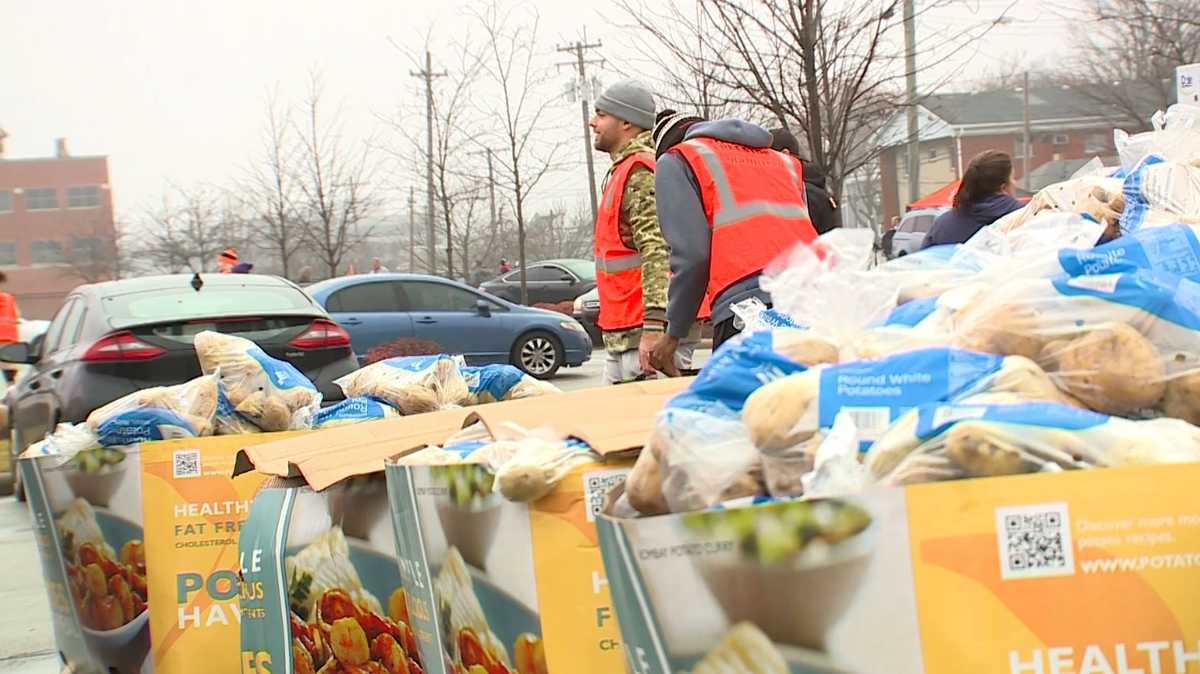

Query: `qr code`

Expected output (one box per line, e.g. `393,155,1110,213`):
172,450,202,479
583,469,630,523
996,503,1075,580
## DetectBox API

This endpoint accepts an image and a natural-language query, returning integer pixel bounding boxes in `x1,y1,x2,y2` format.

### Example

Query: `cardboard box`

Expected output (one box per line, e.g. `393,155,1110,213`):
20,433,296,674
597,463,1200,674
237,379,688,674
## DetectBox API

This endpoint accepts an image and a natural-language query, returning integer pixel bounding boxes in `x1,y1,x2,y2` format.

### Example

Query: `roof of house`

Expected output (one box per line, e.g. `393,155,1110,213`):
877,82,1169,148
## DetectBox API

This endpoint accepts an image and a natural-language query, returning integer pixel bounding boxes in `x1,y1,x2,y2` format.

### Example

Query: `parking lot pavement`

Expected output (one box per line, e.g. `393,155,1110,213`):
0,496,60,673
554,347,710,392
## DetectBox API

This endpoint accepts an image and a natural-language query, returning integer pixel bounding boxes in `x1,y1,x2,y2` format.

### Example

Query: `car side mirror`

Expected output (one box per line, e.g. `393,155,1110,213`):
0,342,33,365
475,300,492,318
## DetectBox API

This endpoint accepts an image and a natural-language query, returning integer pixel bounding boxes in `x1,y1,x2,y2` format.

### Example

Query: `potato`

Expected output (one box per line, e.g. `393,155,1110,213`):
945,423,1044,477
955,302,1047,360
772,330,839,367
626,440,669,516
991,356,1084,407
1042,324,1166,415
235,391,293,432
1160,372,1200,425
741,372,820,453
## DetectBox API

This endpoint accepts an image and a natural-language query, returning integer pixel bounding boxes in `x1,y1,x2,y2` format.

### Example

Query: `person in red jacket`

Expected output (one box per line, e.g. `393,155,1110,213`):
0,272,19,346
649,111,818,373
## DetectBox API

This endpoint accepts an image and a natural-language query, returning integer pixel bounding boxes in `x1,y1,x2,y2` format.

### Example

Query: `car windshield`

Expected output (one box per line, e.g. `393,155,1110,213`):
102,284,315,328
558,259,595,281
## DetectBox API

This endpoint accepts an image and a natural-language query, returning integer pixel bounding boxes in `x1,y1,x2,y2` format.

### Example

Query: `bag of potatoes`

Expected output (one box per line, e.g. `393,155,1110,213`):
952,269,1200,417
741,348,1081,497
85,372,220,445
311,396,401,429
194,331,321,431
461,364,560,406
865,399,1200,487
335,354,469,415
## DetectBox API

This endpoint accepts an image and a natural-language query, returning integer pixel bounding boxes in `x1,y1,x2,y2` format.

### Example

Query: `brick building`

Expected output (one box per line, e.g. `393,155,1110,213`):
875,85,1161,224
0,136,116,319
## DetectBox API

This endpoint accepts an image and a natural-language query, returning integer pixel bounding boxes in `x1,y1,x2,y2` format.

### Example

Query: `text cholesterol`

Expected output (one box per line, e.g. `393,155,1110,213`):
1011,641,1200,674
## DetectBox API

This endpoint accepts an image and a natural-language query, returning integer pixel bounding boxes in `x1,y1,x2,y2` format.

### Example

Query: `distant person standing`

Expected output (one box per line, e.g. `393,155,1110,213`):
922,150,1021,249
217,248,239,273
0,272,19,346
498,259,512,275
232,262,254,274
371,258,389,273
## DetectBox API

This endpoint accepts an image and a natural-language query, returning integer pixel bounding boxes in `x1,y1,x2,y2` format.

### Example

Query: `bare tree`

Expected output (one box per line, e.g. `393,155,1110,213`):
619,0,1011,199
64,216,126,283
140,185,250,273
1063,0,1200,130
243,87,306,279
472,0,571,304
295,71,379,278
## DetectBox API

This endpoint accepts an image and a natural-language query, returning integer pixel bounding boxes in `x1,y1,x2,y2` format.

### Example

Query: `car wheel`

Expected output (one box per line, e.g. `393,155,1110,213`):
512,331,563,379
896,249,908,257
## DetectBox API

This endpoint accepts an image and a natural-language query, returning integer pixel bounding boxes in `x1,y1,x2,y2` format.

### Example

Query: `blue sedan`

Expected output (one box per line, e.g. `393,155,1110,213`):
306,273,592,378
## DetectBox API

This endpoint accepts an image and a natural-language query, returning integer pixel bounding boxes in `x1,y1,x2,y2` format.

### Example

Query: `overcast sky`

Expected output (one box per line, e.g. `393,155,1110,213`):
2,0,1066,221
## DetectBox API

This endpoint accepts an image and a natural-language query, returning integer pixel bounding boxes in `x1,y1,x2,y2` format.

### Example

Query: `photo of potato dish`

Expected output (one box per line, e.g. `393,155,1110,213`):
57,498,148,631
290,588,424,674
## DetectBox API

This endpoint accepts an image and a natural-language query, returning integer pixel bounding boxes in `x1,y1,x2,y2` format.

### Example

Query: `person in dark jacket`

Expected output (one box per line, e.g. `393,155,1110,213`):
921,150,1022,249
769,128,840,235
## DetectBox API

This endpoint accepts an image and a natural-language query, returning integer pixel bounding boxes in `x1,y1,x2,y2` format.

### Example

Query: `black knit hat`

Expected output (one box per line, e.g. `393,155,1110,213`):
768,127,802,156
653,109,704,159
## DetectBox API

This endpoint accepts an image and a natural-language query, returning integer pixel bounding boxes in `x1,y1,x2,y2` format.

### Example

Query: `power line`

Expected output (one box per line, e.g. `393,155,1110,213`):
556,29,604,225
410,50,446,277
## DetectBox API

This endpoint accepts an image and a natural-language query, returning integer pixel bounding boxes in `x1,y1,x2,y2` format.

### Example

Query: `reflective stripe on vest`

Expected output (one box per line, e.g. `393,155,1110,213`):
672,137,817,312
593,152,655,332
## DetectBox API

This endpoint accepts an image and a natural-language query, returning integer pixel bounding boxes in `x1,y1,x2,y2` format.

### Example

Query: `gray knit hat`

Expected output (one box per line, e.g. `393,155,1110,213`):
594,80,655,131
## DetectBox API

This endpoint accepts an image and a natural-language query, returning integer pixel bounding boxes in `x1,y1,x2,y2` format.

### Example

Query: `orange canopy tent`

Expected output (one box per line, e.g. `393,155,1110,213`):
906,180,960,211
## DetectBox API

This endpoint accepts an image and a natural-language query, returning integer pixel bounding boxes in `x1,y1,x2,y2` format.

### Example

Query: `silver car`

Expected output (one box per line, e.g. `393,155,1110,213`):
888,207,949,258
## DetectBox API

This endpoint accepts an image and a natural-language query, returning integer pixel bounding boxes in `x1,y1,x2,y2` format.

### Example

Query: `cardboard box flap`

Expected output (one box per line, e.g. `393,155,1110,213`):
233,407,471,479
466,376,691,456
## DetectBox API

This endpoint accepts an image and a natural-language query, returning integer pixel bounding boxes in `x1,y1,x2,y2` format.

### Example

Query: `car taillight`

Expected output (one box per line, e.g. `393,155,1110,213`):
82,331,167,362
289,319,351,350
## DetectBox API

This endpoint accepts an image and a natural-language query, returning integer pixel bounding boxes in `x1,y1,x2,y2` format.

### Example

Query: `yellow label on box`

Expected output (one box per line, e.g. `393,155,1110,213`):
907,464,1200,674
529,463,631,673
140,435,290,674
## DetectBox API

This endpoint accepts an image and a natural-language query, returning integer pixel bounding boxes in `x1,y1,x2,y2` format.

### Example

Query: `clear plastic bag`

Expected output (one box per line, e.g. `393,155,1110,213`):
335,354,469,414
992,177,1124,237
311,396,401,429
951,270,1200,417
865,400,1200,486
626,406,763,515
1120,156,1200,232
1115,128,1200,172
213,384,262,435
461,364,560,405
20,422,102,462
481,427,594,502
1151,104,1200,132
194,331,321,431
85,372,220,445
798,411,868,499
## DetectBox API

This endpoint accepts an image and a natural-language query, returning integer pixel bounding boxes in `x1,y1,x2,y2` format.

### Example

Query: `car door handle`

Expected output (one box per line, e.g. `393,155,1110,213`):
339,319,362,326
49,369,64,380
27,379,40,391
415,318,437,325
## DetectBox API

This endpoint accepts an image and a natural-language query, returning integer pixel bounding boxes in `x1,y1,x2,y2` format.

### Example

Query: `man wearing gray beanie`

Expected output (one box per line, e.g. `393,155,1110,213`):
589,79,694,383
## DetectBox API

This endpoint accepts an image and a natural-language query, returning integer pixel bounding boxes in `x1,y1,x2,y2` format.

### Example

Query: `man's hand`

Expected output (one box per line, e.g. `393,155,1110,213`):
648,334,682,377
638,331,664,375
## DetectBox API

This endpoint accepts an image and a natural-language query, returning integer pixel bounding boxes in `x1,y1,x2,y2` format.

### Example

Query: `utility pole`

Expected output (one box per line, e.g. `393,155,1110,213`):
1022,70,1032,192
903,0,920,204
411,50,445,276
407,186,416,272
557,32,604,224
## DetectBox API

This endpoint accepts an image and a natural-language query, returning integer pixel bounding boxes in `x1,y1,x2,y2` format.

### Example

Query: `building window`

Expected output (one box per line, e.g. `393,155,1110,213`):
24,188,58,210
70,236,104,260
0,191,11,213
67,186,101,209
0,243,15,266
1085,132,1110,155
1013,137,1028,160
30,240,65,264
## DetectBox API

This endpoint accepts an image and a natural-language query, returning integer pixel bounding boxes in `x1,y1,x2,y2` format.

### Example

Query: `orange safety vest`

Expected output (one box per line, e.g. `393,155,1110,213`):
594,152,655,332
671,137,818,312
0,292,18,343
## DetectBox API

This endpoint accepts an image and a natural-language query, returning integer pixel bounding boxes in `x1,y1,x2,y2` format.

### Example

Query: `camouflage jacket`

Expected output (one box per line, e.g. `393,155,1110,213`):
601,131,669,353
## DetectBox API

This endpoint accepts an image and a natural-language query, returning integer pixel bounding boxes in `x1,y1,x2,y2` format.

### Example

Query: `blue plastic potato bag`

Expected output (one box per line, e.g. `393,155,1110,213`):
668,330,810,417
881,298,940,328
246,346,317,392
1057,224,1200,281
816,347,1005,449
312,397,400,428
95,408,201,446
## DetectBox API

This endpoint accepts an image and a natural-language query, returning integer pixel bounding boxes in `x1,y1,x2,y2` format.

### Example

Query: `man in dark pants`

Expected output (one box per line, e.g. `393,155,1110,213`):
648,111,819,373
